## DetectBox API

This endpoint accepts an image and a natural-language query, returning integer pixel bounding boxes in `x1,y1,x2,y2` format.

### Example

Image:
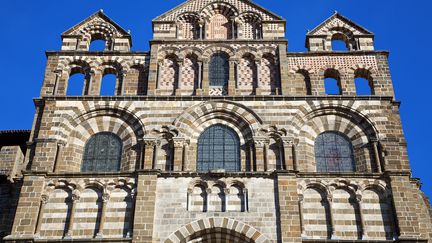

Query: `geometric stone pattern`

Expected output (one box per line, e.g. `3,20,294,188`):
1,0,431,243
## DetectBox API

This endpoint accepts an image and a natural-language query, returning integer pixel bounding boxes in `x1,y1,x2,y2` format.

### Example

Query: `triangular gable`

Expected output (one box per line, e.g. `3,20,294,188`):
307,12,373,36
62,10,131,37
153,0,284,22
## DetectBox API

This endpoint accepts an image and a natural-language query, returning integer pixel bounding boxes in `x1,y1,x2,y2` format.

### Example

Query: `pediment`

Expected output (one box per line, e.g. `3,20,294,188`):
153,0,284,22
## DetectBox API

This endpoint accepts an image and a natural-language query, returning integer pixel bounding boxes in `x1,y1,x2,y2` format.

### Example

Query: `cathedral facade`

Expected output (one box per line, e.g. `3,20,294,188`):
0,0,431,242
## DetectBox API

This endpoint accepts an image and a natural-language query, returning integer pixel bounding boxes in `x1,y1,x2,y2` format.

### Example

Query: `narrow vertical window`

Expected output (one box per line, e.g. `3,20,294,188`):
209,53,229,87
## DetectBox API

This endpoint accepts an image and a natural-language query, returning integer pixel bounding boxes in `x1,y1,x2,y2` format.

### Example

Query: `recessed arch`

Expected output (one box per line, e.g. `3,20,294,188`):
165,217,270,243
173,101,262,143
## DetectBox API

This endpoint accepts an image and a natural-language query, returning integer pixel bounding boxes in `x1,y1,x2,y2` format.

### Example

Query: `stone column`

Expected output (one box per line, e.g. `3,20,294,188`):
372,140,382,173
228,60,237,95
96,193,110,238
282,139,293,171
53,142,65,172
327,195,336,239
242,189,248,212
34,195,49,237
53,71,61,95
356,194,367,240
64,191,80,239
173,138,185,171
156,60,163,90
86,71,96,95
183,140,190,171
199,22,203,40
201,59,209,95
248,141,255,171
255,59,261,94
143,139,156,170
119,72,127,95
176,61,183,96
153,140,161,170
197,61,203,89
205,188,212,212
223,188,229,212
254,139,266,171
298,195,306,237
137,139,145,170
127,190,136,238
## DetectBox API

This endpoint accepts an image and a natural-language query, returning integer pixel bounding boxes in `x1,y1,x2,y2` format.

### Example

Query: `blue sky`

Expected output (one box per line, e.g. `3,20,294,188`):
0,0,431,199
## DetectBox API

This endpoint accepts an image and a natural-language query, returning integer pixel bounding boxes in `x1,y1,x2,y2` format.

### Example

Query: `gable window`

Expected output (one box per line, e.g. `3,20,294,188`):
209,53,229,87
315,132,356,172
197,124,240,172
82,132,122,172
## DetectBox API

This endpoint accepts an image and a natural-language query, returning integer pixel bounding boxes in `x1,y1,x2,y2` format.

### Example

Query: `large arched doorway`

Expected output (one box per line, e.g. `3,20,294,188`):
186,228,254,242
165,217,270,243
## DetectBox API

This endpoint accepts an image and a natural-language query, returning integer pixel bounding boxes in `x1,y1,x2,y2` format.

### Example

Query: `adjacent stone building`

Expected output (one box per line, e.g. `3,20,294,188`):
1,0,431,242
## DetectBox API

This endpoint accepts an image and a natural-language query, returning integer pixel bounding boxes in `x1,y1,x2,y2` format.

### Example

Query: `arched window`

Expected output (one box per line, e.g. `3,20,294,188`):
209,53,229,87
82,132,122,172
67,73,86,96
331,33,350,51
89,39,106,51
315,132,356,172
355,69,374,95
197,124,240,172
324,69,342,95
100,74,117,96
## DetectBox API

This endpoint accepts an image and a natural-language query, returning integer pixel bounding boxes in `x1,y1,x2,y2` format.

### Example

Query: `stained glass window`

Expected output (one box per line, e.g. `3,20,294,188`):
197,124,240,172
82,132,122,172
315,132,356,172
209,53,229,87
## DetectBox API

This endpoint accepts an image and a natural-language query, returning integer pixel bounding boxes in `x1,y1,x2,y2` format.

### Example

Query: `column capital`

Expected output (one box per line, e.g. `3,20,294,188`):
143,138,157,147
356,194,363,203
253,137,269,147
102,193,110,203
173,137,186,148
41,194,49,204
298,194,304,202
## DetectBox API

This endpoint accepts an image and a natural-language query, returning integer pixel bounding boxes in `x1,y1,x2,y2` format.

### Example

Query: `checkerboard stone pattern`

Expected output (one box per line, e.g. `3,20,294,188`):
1,0,431,243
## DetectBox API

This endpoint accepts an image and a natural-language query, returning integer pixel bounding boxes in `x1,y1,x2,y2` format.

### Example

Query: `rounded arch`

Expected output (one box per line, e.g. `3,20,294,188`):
157,47,180,61
293,104,379,172
57,107,144,172
173,101,262,143
238,11,262,23
179,47,203,61
199,2,239,21
236,47,258,60
257,46,277,59
80,22,118,51
165,217,270,243
202,45,235,60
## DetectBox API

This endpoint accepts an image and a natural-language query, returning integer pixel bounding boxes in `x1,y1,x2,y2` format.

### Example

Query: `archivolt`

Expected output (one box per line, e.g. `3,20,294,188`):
165,217,270,243
173,101,262,143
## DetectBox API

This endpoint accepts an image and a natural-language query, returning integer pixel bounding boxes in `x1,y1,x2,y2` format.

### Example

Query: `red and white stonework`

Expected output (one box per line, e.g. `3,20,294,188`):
0,0,431,243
